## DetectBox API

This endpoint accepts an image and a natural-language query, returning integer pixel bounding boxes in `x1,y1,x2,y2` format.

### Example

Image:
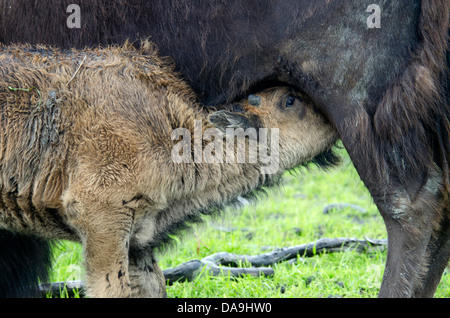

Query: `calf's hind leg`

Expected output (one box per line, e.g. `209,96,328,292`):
128,246,167,297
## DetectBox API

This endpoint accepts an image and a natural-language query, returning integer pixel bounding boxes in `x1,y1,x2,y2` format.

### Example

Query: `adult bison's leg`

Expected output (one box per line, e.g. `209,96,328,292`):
282,0,447,296
128,246,167,298
338,114,448,298
376,183,447,298
413,207,450,297
0,230,52,297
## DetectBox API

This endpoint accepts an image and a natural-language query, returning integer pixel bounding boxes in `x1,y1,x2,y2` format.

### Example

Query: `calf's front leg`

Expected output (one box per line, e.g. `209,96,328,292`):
66,198,135,298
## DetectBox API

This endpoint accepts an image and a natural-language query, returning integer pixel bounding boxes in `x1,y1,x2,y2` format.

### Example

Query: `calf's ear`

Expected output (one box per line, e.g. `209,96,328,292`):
208,110,251,132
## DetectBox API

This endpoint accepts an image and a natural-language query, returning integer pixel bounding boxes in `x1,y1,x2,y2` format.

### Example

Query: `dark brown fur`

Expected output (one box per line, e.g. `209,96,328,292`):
0,0,448,298
0,42,337,297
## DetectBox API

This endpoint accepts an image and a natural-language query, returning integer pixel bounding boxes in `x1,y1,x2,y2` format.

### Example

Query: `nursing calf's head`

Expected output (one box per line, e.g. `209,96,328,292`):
208,87,338,173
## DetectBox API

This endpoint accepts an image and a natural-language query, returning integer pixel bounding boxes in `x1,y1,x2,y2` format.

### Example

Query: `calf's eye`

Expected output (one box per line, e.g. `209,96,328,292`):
285,96,296,108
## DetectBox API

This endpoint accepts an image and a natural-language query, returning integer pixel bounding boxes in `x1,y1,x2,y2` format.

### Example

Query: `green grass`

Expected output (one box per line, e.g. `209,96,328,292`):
50,148,450,298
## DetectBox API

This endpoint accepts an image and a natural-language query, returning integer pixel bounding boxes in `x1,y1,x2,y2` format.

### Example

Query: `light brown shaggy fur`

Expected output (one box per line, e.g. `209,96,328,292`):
0,42,337,297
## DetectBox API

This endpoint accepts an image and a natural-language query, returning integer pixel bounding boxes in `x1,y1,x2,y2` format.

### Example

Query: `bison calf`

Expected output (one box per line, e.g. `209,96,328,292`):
0,42,337,297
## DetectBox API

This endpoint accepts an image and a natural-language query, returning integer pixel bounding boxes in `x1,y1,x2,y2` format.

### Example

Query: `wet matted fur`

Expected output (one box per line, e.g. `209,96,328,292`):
0,42,337,297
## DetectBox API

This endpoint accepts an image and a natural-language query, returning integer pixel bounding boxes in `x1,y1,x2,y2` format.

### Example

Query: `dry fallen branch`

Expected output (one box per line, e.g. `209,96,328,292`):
39,237,386,297
39,280,85,298
198,237,386,268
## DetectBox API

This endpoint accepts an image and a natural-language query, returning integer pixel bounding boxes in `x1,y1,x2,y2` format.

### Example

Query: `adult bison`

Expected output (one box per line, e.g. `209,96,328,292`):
0,0,448,298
